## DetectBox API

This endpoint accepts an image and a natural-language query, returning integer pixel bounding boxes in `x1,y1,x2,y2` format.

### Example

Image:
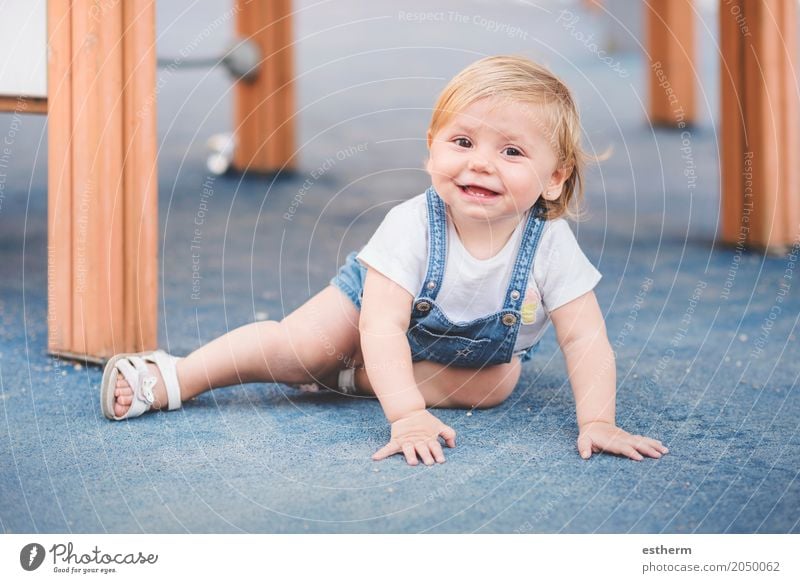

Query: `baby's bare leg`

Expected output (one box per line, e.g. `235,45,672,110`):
177,285,361,398
113,286,361,415
350,354,522,410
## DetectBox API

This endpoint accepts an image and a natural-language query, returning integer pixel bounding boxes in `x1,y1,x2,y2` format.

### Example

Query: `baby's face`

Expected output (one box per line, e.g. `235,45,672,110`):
426,96,566,226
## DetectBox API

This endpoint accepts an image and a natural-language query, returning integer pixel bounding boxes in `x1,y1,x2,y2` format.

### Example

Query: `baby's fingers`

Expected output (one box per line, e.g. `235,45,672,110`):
372,441,401,461
621,444,645,461
577,434,594,459
428,439,446,463
647,438,669,454
626,434,668,458
402,442,419,466
439,425,457,448
415,441,435,466
633,440,664,459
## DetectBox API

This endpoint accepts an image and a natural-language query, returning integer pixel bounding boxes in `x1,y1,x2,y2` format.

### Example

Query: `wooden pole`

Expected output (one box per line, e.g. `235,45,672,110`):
47,0,73,352
123,0,159,352
69,0,124,357
233,0,296,173
48,0,158,362
720,0,800,251
645,0,696,126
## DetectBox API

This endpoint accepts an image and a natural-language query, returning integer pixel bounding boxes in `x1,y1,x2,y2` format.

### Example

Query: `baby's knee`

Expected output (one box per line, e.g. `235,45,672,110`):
470,377,516,409
440,359,521,409
249,320,300,367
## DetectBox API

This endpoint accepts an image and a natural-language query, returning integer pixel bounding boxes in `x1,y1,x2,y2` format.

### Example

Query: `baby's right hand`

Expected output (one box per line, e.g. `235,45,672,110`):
372,410,457,466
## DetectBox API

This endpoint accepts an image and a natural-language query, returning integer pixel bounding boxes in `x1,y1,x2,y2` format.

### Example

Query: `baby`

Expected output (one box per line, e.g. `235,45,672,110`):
102,55,668,466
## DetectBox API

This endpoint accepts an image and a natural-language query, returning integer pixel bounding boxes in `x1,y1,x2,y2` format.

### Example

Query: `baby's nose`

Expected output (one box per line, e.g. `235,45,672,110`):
467,153,492,172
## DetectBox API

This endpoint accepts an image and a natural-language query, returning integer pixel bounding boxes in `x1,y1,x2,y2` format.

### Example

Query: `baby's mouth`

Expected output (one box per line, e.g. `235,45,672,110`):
459,184,500,198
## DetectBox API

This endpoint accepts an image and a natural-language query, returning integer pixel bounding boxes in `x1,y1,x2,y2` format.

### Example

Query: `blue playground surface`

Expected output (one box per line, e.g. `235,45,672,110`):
1,0,797,533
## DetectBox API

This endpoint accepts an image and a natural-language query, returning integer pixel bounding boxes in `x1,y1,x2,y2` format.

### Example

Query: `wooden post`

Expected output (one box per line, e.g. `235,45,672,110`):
122,1,159,354
47,0,158,362
720,0,800,252
233,0,296,173
645,0,696,126
47,0,73,352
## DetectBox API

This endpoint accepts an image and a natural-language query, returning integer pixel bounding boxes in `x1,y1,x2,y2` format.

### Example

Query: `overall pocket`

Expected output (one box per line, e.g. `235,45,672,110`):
407,325,492,365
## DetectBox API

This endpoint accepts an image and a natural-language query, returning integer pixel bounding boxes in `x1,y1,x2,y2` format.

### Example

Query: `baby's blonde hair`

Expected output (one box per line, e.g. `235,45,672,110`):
429,55,590,221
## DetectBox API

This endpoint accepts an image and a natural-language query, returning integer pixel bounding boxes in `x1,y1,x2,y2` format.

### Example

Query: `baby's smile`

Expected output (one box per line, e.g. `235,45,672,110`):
458,184,502,198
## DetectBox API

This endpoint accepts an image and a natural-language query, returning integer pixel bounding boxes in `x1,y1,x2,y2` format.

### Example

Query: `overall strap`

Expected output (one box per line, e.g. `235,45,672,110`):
501,204,547,311
418,186,447,301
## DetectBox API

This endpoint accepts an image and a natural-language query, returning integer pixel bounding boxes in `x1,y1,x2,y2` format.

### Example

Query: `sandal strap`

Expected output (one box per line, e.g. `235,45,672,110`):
338,367,357,395
129,356,157,405
111,357,154,419
145,350,182,411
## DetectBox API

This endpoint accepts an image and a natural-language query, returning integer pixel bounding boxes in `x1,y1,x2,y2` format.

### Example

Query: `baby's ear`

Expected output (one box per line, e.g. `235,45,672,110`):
544,165,571,201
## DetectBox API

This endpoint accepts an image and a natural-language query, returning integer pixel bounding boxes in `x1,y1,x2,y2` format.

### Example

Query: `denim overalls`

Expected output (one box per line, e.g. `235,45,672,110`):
405,187,546,368
330,187,547,367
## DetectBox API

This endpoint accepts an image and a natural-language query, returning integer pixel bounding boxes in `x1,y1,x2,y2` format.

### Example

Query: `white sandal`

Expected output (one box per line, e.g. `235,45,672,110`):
337,367,357,395
100,350,182,420
293,367,358,395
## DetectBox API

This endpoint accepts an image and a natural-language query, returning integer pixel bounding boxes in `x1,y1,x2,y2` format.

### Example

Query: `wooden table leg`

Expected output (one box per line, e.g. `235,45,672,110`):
720,0,800,252
233,0,296,174
645,0,696,127
47,0,157,363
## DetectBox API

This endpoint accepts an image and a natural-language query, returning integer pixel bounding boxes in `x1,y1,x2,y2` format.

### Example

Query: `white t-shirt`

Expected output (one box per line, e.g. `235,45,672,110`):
356,192,602,355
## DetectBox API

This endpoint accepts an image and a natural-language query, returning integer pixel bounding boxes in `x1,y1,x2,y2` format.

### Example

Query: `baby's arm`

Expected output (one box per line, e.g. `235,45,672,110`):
359,266,456,465
550,291,669,460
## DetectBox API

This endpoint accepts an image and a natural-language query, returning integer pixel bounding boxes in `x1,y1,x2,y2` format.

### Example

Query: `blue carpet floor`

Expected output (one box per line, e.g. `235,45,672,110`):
1,0,798,533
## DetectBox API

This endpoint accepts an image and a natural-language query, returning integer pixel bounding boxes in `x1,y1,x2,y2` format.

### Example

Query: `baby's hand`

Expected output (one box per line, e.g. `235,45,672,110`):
577,421,669,461
372,410,457,466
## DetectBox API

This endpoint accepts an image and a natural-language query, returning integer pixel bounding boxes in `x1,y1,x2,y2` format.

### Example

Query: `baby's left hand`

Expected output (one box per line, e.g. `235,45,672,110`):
577,421,669,461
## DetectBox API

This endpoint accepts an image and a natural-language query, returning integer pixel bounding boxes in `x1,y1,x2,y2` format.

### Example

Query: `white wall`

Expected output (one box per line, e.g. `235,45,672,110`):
0,0,47,98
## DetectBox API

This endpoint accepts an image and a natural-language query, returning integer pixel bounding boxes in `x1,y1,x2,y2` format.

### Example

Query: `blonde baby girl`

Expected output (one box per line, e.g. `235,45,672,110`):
102,55,668,466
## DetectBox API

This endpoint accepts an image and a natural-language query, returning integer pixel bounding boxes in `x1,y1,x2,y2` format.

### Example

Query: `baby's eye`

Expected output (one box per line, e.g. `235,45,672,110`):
453,137,472,148
503,146,524,157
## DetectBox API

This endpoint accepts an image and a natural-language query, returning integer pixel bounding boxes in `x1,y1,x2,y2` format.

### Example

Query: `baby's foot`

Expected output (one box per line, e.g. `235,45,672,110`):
113,359,182,417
